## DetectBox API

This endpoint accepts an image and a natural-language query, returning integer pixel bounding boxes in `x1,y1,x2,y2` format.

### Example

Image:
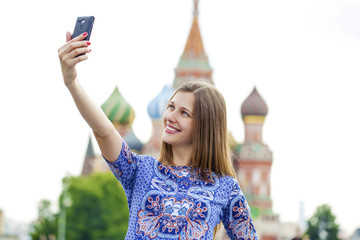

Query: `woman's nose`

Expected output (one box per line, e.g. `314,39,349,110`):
166,110,177,122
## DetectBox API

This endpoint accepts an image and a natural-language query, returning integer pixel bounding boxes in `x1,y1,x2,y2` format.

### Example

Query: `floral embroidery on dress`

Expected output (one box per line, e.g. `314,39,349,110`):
137,193,210,239
227,182,257,240
136,162,218,239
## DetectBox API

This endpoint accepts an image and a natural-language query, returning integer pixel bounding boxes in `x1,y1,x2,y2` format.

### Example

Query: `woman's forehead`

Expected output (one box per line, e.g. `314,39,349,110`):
171,92,195,111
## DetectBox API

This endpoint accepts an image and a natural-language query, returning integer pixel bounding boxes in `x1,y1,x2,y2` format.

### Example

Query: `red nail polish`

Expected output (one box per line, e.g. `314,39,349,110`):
82,32,87,36
87,42,91,45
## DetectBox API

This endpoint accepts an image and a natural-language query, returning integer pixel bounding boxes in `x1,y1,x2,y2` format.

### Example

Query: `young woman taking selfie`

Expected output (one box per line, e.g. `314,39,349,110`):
58,31,258,240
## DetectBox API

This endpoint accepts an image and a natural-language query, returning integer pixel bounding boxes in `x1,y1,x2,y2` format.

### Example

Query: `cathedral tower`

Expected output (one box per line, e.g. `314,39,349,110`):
236,87,273,212
173,0,213,88
143,0,213,157
235,87,280,240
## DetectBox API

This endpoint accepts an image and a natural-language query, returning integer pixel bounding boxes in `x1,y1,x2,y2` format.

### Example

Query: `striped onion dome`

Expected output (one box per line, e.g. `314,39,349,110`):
241,87,268,117
147,85,174,119
101,86,135,125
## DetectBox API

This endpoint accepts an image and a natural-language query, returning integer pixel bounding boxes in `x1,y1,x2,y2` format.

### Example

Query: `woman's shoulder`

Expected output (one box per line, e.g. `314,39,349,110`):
134,152,158,167
217,174,238,184
216,175,244,196
116,137,158,164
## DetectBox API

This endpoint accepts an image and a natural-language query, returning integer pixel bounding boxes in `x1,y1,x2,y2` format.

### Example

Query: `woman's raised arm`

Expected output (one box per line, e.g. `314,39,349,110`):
58,32,122,162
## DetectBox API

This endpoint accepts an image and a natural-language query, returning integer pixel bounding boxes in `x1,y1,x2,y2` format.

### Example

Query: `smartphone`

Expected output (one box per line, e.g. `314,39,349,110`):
71,16,95,40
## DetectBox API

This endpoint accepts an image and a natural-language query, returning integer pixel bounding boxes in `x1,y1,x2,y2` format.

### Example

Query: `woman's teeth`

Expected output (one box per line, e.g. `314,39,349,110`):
166,126,178,132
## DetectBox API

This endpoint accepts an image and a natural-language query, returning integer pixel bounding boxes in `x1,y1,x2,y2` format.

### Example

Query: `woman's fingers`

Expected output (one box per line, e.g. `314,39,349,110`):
58,32,89,55
58,31,91,85
70,32,89,43
61,41,90,55
58,40,91,66
58,31,91,82
67,53,89,66
60,46,91,68
68,46,91,59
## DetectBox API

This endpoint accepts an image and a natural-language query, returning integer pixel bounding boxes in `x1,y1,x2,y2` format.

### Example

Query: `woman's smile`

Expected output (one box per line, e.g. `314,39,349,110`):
165,125,180,133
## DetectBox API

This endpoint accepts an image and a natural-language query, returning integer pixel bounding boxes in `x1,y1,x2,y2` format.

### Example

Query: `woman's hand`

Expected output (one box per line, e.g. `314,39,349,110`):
58,32,91,87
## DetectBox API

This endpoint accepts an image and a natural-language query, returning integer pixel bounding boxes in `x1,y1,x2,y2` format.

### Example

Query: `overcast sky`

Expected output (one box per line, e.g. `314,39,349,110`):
0,0,360,236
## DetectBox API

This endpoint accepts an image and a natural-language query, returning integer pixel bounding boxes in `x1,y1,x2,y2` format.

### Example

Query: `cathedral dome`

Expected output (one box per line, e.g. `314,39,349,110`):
101,86,135,125
241,87,268,117
147,85,174,119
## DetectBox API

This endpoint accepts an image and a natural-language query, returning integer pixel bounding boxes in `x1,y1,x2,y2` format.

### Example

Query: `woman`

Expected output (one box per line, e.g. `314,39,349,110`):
58,32,258,240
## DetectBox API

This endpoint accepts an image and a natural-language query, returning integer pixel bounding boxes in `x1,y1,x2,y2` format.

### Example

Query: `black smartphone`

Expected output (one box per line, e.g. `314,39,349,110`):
71,16,95,40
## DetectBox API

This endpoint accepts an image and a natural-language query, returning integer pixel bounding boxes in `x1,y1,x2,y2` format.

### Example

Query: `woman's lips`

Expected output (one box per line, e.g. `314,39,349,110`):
165,125,180,133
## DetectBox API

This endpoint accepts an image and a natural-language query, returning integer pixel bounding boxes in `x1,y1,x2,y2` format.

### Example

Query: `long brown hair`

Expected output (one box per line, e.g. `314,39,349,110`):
159,81,236,182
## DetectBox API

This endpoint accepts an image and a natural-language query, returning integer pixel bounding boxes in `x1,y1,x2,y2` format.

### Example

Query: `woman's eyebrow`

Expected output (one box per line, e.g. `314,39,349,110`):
170,101,193,114
179,106,193,115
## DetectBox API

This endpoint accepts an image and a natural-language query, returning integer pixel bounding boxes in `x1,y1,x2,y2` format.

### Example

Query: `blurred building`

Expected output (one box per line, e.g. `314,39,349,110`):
0,210,25,240
350,228,360,240
81,136,109,175
78,1,304,239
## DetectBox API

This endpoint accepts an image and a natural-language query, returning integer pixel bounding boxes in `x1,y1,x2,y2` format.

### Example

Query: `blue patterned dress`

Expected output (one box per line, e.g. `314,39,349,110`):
105,139,258,240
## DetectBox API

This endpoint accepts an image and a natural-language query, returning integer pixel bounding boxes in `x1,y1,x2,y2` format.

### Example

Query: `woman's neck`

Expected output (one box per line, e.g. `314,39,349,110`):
171,145,193,166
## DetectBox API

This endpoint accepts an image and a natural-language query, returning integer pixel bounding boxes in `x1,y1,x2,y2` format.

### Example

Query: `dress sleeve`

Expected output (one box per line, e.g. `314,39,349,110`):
103,138,140,192
221,178,258,240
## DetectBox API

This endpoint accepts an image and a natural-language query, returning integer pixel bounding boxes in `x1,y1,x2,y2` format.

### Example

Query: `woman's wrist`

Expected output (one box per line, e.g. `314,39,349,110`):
65,78,79,91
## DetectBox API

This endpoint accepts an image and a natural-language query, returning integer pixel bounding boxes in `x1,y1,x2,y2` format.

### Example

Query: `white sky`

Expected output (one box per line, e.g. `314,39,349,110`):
0,0,359,237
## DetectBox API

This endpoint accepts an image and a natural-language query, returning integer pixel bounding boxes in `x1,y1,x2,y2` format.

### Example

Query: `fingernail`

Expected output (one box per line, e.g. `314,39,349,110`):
87,42,91,45
89,49,92,52
82,32,88,36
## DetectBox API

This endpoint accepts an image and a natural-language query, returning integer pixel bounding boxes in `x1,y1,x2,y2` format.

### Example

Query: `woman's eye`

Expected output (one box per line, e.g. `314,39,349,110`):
182,111,189,117
168,104,175,110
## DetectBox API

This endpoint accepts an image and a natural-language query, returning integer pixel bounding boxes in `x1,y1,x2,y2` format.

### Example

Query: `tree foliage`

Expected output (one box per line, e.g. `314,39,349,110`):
31,173,129,240
30,200,57,240
60,173,129,240
305,204,340,240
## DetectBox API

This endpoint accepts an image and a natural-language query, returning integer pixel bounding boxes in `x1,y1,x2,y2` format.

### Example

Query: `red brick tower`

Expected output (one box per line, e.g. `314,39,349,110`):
234,87,280,240
237,87,272,210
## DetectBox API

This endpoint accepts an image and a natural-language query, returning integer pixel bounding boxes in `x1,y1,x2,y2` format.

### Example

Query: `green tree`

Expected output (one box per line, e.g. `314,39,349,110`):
305,204,340,240
30,200,57,239
60,173,129,240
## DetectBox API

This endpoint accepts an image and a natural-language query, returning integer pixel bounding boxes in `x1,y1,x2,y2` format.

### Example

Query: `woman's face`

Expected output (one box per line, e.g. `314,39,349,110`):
162,91,195,148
